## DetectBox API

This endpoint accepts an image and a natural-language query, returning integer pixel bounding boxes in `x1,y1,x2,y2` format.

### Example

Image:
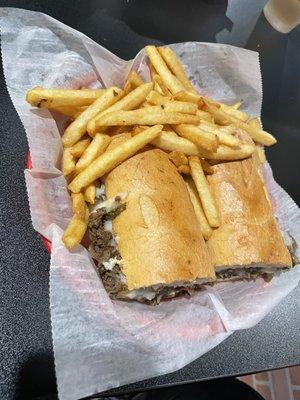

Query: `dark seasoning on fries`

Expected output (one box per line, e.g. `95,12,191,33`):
26,46,294,305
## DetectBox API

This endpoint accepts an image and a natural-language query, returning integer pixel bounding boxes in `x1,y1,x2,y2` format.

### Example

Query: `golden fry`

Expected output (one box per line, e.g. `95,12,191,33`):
177,164,191,175
84,182,96,204
198,122,240,148
62,148,76,176
51,105,86,118
146,91,197,114
146,90,172,105
71,193,86,220
169,150,188,167
256,145,266,164
69,137,91,158
158,47,197,94
172,90,200,104
145,46,184,94
220,103,248,121
151,130,200,155
153,74,171,95
75,133,111,173
185,178,213,240
248,117,261,129
174,124,219,152
124,71,144,93
205,143,255,161
87,82,154,135
189,156,220,228
94,107,200,127
203,101,276,146
26,86,104,108
62,87,123,147
68,125,163,193
196,110,214,123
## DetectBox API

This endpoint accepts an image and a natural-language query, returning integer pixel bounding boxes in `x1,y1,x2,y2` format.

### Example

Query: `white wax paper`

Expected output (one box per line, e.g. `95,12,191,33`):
1,8,299,400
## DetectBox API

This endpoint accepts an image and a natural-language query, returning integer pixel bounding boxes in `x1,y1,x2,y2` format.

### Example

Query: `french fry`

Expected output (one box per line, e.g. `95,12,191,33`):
158,46,197,94
51,105,86,118
196,110,214,123
124,71,144,93
185,178,213,240
26,87,104,108
177,165,191,175
198,122,241,148
146,91,197,114
149,62,157,80
62,148,76,176
203,100,276,146
68,125,163,193
62,217,88,249
61,87,123,147
153,80,164,95
84,182,96,204
201,159,214,174
75,133,111,173
220,103,248,121
231,101,242,110
205,143,255,161
69,137,91,158
87,82,154,135
169,150,188,166
146,90,172,105
217,124,237,135
150,130,200,155
94,107,200,128
153,74,171,95
62,193,89,249
189,156,220,228
145,46,184,94
173,90,200,104
174,124,219,152
248,117,261,129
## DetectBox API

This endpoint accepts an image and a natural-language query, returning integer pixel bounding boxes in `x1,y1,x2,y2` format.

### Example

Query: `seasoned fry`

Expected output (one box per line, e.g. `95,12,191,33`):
94,107,199,128
248,117,261,129
177,164,191,175
158,47,197,94
196,110,214,123
69,137,91,158
62,148,76,176
206,143,255,161
203,101,276,146
84,182,96,204
87,82,154,135
124,71,144,93
51,105,86,118
146,90,172,105
62,87,123,147
145,46,184,94
189,156,220,228
75,133,111,173
220,103,248,121
153,74,171,95
185,178,213,240
62,217,88,249
146,91,197,114
174,124,219,152
151,130,200,155
68,125,163,193
199,122,241,148
26,87,104,108
201,159,214,174
169,150,188,166
62,193,89,249
173,90,200,104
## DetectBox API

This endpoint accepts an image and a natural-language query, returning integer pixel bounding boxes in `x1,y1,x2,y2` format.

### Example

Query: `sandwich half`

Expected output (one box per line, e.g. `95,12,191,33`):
206,156,293,282
88,144,215,304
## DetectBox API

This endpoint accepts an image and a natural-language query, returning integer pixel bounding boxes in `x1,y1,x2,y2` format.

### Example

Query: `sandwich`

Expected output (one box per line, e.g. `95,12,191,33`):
88,142,215,304
206,156,293,282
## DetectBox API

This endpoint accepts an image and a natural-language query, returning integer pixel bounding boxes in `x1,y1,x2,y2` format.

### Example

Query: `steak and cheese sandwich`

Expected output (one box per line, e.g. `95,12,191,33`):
206,156,293,282
88,144,215,304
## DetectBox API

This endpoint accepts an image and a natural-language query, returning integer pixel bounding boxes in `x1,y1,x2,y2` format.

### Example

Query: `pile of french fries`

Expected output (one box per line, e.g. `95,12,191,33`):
26,45,275,249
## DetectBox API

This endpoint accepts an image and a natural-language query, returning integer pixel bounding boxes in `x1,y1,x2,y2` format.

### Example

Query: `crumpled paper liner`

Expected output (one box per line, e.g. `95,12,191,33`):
1,8,299,400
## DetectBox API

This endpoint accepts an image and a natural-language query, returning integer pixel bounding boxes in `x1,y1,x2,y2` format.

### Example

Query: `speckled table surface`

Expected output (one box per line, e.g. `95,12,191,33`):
0,1,299,399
